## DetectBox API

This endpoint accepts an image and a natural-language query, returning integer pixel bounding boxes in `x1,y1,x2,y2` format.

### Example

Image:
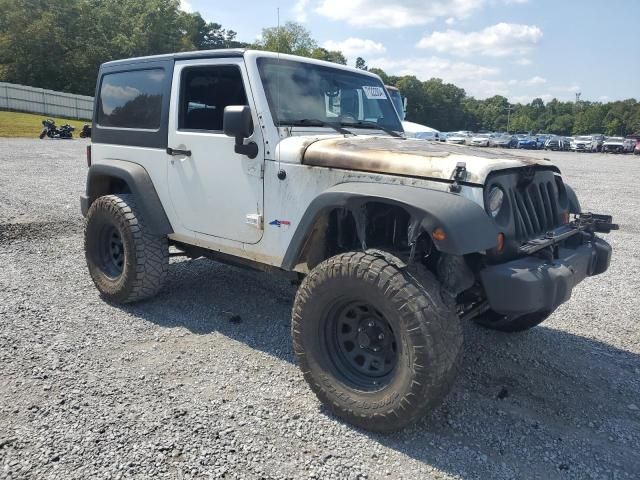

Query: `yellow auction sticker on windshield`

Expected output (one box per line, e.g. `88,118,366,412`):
362,86,386,100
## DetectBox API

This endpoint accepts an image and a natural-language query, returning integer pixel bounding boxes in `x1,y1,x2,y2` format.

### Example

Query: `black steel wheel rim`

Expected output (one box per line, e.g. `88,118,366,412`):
98,224,124,279
324,300,398,390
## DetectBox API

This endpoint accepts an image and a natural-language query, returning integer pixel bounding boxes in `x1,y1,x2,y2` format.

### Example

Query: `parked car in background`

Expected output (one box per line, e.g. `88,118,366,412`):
470,133,491,147
517,135,539,149
402,120,440,141
623,138,637,153
563,137,574,151
490,134,517,148
544,136,569,151
571,136,596,152
535,134,550,149
602,137,626,153
446,131,470,145
590,134,605,152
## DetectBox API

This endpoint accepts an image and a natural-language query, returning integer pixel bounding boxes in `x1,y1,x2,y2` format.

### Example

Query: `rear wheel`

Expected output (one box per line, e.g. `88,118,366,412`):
472,309,551,332
85,194,168,303
292,251,462,432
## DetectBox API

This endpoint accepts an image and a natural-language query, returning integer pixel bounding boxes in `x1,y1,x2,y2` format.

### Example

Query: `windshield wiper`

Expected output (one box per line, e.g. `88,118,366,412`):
283,119,354,135
340,120,403,138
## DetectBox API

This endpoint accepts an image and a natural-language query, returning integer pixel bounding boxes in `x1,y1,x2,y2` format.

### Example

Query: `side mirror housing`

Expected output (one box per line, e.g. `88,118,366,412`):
223,105,258,159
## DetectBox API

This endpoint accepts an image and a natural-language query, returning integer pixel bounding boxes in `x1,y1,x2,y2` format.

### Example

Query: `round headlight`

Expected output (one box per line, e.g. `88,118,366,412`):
487,187,505,218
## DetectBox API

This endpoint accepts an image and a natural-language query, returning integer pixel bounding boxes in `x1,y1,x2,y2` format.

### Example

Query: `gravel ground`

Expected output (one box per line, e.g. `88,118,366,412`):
0,138,638,480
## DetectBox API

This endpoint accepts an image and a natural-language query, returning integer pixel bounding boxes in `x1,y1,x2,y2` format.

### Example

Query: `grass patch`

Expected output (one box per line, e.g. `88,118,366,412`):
0,110,90,138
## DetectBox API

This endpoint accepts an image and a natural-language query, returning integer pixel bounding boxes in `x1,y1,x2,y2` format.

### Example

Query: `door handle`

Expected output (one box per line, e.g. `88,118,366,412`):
166,147,191,156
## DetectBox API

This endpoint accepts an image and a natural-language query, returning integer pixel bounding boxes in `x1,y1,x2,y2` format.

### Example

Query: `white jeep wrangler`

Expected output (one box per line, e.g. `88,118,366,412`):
81,49,616,432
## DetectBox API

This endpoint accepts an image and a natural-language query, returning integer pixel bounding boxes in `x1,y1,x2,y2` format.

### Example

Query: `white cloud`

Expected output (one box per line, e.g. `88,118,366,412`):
445,17,456,25
550,84,581,94
315,0,529,28
293,0,310,22
598,95,610,102
323,38,387,59
368,56,566,101
316,0,482,28
524,76,547,86
510,94,554,104
515,58,532,66
179,0,193,12
417,23,542,57
369,56,503,97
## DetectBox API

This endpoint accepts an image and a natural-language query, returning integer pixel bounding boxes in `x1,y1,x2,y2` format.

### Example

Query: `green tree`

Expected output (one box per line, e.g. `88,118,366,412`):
573,103,605,134
355,57,367,70
310,47,346,65
422,78,467,131
179,13,247,50
368,67,389,84
396,76,427,124
254,21,317,56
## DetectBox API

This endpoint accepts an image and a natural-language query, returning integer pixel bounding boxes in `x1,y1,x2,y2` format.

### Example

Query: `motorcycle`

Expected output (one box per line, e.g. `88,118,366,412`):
79,124,91,138
39,119,74,139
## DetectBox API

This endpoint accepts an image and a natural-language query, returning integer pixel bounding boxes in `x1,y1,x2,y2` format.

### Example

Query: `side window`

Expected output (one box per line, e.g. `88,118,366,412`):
179,65,247,131
98,69,165,129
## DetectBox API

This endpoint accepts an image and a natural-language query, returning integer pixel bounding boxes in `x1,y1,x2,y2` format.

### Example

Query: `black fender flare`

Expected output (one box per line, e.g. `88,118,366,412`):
281,182,499,270
81,160,173,235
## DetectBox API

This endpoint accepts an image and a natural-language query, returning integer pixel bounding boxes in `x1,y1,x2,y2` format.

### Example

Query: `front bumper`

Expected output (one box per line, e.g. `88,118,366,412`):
479,236,612,317
603,145,624,153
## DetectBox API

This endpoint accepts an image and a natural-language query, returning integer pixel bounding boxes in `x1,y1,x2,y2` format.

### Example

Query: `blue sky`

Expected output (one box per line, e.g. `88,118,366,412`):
181,0,638,103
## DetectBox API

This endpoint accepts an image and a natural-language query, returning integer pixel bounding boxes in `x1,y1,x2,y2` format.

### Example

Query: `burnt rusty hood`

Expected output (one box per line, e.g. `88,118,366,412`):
301,136,559,185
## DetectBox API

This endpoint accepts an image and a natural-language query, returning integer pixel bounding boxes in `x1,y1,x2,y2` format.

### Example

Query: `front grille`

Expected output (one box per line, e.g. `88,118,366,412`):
509,181,559,240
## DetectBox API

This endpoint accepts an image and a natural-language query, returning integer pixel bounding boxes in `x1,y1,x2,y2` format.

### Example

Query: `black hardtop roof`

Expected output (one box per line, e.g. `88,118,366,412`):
101,48,246,68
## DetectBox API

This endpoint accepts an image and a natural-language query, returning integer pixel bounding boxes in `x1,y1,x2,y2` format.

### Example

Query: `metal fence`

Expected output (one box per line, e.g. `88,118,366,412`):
0,82,94,120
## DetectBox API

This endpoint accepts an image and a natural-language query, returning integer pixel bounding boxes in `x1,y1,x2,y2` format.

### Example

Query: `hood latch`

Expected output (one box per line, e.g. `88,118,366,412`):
449,162,467,193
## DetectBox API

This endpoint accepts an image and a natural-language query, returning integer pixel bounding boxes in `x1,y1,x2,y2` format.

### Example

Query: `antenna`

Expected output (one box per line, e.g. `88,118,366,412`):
276,7,286,180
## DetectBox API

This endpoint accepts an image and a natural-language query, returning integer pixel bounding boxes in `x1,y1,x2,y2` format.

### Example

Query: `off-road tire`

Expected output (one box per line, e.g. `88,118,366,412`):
85,194,168,304
292,251,463,432
472,309,551,332
39,129,47,139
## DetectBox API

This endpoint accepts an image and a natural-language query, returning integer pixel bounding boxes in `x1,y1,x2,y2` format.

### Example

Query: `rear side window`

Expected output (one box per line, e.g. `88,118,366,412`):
98,69,165,129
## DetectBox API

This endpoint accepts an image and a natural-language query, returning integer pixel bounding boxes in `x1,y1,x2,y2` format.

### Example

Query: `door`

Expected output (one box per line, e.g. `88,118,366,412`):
167,58,264,244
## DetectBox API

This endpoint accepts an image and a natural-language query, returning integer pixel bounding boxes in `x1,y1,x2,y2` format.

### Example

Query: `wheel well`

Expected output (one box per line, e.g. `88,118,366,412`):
88,175,132,202
294,201,437,273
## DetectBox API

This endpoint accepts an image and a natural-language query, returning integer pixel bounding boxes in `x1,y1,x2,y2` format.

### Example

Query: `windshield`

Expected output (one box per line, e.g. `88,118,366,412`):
475,134,490,138
387,88,405,121
608,137,624,141
576,136,592,141
257,58,402,133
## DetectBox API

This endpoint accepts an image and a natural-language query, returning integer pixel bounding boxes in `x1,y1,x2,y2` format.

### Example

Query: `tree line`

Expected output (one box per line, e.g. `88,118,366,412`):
1,0,638,136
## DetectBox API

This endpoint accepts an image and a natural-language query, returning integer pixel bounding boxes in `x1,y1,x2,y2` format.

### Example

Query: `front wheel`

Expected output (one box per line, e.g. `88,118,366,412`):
85,194,168,303
39,129,47,139
292,251,463,432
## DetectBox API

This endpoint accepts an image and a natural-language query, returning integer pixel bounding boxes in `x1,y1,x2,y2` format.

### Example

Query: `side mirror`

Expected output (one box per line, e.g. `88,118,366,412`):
223,105,258,159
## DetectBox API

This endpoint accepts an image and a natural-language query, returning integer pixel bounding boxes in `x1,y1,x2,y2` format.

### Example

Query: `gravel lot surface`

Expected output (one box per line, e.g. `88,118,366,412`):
1,138,639,479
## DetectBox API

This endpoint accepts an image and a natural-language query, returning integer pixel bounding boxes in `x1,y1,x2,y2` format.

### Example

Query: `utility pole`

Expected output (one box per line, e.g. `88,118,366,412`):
505,104,513,133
